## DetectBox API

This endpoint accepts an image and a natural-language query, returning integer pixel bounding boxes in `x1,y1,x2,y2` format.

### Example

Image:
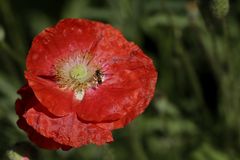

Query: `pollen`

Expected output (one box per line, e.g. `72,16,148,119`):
54,53,103,100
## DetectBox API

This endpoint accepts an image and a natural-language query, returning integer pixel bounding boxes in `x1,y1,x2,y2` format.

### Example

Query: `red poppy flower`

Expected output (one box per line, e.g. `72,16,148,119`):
16,18,157,150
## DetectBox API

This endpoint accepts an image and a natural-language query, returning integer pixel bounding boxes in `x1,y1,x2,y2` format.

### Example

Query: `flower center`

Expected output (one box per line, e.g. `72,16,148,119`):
55,54,103,101
69,64,88,82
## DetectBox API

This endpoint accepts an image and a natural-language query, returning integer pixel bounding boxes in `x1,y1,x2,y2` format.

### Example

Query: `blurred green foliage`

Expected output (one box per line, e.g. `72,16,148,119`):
0,0,240,159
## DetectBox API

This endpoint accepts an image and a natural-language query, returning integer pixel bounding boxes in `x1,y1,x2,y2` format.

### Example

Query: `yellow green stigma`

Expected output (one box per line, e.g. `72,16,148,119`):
70,64,88,82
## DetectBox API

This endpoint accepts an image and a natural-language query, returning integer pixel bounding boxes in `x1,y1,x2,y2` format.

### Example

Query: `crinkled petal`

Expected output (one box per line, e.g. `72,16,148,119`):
16,85,71,150
24,107,113,147
17,118,69,150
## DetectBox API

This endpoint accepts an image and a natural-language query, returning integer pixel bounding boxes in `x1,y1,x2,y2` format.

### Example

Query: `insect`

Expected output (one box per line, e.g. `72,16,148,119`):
95,69,103,84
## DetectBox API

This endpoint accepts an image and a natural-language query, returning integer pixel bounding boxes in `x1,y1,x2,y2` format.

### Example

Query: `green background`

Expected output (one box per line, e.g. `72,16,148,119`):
0,0,239,159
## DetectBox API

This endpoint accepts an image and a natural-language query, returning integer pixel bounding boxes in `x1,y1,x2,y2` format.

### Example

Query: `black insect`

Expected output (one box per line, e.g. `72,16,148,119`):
95,69,103,84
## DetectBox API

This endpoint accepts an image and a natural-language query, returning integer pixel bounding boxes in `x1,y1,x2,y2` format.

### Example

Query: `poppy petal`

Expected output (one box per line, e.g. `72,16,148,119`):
25,72,73,116
26,19,102,76
16,85,71,150
17,118,68,150
24,107,113,147
75,44,157,122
